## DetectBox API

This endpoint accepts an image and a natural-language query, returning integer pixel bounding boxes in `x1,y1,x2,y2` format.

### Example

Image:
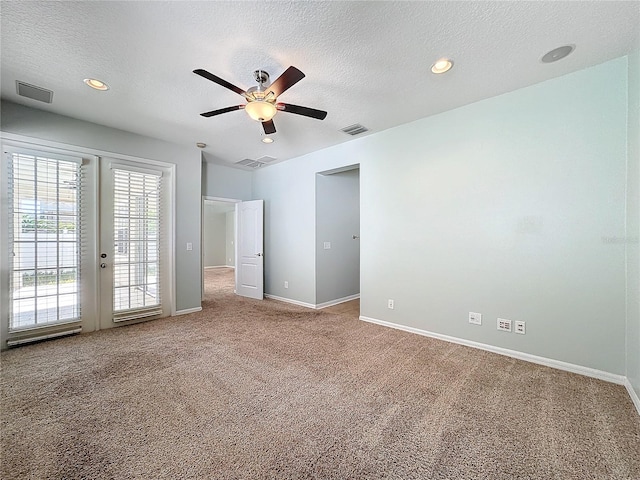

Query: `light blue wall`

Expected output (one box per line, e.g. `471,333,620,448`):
226,211,235,267
202,159,252,200
361,58,627,374
203,203,228,267
253,141,369,305
254,57,629,374
627,50,640,400
0,100,203,312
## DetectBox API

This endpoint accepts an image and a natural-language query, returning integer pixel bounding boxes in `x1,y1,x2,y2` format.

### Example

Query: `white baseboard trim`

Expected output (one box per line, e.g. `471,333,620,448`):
359,315,627,386
316,294,360,310
266,293,361,310
7,327,82,347
624,378,640,416
265,294,315,309
204,265,234,269
174,307,203,316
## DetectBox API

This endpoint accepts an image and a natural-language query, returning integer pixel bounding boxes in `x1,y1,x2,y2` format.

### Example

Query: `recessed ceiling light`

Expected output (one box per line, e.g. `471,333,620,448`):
262,137,274,144
541,45,575,63
83,78,109,91
431,58,453,74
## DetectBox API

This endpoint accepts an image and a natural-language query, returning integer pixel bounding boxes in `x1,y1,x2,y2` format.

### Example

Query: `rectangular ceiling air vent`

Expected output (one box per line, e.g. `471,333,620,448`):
341,123,369,136
16,81,53,104
256,156,276,164
236,159,265,169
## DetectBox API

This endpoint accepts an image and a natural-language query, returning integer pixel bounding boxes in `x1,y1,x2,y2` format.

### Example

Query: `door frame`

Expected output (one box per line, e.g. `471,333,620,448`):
201,195,241,301
98,156,175,329
0,134,176,348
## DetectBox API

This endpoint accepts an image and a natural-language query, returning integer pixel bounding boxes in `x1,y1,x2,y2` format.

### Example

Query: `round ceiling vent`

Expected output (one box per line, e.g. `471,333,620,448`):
541,45,575,63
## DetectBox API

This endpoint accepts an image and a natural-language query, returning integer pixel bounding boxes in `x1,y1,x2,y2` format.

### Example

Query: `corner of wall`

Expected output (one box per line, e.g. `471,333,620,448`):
626,49,640,405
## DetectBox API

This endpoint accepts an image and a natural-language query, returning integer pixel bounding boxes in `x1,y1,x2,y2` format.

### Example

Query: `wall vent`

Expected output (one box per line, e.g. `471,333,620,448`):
236,159,265,169
16,81,53,103
341,123,369,136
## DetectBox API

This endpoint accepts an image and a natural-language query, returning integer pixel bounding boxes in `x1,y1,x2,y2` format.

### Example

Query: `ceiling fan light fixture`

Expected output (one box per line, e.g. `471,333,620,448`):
245,100,277,122
431,58,453,74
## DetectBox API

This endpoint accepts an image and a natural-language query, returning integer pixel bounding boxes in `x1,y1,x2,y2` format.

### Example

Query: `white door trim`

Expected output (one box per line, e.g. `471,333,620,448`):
203,195,242,204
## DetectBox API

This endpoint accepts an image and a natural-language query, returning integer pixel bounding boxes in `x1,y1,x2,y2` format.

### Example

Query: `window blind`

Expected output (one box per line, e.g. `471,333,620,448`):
111,167,162,322
7,151,82,331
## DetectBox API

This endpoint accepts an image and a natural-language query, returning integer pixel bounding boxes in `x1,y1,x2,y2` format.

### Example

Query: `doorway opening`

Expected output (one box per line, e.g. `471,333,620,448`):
315,165,360,312
200,196,265,303
201,196,239,301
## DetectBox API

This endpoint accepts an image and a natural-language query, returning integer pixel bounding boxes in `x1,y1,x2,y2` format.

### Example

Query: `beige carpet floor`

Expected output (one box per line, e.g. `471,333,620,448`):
1,267,639,479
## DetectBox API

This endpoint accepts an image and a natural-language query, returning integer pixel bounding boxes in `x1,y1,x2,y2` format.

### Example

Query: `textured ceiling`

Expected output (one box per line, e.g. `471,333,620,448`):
1,1,639,169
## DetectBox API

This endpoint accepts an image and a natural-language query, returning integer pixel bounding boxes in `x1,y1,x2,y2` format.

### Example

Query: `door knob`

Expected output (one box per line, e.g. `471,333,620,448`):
100,263,107,268
256,253,263,257
100,253,107,258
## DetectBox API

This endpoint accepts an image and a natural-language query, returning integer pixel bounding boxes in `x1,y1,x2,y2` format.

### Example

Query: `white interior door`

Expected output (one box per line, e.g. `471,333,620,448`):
235,200,264,300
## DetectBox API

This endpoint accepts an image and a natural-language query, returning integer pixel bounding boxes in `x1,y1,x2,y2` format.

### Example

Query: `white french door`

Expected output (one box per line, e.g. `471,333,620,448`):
98,158,171,329
1,144,173,348
1,145,97,346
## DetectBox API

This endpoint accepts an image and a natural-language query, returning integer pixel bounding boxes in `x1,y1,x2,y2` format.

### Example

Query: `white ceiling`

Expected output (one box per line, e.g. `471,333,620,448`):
1,1,639,170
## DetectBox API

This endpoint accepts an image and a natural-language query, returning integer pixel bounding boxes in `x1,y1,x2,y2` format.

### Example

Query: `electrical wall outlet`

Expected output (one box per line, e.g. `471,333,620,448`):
469,312,482,325
514,320,526,334
497,318,512,332
388,299,394,309
323,242,331,249
284,281,289,289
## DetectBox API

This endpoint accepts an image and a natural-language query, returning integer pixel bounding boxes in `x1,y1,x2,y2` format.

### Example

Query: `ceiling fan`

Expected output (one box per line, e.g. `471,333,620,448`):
193,66,327,135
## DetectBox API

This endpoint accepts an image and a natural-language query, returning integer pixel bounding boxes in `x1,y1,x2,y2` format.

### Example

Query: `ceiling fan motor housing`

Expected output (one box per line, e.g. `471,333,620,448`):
246,70,274,102
253,70,270,86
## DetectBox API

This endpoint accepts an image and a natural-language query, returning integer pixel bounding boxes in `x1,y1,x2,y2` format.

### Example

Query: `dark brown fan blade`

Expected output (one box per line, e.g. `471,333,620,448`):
277,103,327,120
262,119,276,135
267,66,305,97
200,105,244,117
193,69,246,96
